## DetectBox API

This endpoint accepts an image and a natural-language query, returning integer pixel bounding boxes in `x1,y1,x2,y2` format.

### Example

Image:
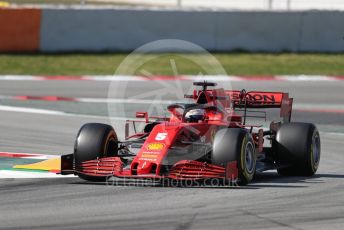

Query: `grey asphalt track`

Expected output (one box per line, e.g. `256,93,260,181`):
0,79,344,230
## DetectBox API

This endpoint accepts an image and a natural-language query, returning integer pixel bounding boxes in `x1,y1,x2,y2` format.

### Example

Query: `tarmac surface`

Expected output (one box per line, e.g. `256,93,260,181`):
0,78,343,230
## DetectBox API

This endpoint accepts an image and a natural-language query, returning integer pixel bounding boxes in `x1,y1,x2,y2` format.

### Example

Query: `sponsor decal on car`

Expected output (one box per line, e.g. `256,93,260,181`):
146,142,165,151
141,153,159,159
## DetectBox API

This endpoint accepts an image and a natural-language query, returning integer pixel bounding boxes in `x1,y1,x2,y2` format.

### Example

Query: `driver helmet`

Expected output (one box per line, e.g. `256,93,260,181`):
185,109,206,123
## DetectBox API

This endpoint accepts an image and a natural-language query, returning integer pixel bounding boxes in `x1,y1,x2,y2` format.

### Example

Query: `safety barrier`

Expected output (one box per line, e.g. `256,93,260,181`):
0,7,343,52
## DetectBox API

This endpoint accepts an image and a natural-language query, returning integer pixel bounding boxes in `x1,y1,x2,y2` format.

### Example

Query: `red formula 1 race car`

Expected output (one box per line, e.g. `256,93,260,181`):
60,82,321,185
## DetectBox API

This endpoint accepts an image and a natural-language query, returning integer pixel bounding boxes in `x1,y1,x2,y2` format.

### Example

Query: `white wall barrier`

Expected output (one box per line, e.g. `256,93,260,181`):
40,8,344,52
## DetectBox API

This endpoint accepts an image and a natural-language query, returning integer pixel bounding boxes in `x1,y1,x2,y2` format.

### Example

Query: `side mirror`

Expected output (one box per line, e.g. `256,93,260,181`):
136,112,148,123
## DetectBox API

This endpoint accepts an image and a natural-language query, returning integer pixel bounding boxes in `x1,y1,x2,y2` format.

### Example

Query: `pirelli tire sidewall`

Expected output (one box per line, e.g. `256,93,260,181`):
212,128,256,185
238,134,256,184
74,123,118,165
275,122,321,176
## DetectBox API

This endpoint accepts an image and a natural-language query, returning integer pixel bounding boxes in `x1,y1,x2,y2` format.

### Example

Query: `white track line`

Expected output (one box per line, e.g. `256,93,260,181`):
0,105,130,120
275,75,338,81
0,75,45,81
321,132,344,137
0,105,67,115
0,170,76,179
293,103,344,110
83,75,146,81
0,95,181,104
0,151,57,160
77,98,178,104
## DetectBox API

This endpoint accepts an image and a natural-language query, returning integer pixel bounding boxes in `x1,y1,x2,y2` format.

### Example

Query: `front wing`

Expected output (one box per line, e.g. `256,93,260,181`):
60,155,239,182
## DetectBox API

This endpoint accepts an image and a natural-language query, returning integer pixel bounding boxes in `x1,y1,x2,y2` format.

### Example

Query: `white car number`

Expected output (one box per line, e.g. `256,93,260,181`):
155,132,168,141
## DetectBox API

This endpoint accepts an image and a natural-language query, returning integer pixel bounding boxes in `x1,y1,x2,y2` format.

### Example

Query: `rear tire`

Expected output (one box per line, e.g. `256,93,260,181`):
212,128,256,185
74,123,118,181
274,122,321,176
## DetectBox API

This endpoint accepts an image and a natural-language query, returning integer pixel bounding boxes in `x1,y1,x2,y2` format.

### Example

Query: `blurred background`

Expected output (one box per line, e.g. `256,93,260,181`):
0,0,343,137
3,0,344,10
0,0,343,76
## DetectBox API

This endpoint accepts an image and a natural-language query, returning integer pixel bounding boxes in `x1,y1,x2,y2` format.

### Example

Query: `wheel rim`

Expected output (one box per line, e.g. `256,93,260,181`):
244,142,255,174
312,133,321,166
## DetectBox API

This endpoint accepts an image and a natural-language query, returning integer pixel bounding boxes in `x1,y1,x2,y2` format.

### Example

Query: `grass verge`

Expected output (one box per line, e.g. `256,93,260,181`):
0,53,343,76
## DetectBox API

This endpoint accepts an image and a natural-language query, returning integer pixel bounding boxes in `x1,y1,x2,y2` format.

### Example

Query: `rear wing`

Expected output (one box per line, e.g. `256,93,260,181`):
225,90,293,122
188,89,293,123
187,82,293,123
225,90,290,107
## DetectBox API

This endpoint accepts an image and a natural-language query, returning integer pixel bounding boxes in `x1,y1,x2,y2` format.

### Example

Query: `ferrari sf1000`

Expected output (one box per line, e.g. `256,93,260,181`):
60,82,321,185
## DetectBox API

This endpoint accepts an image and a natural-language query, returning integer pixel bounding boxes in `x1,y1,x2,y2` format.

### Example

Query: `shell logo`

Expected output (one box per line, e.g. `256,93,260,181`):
146,142,165,151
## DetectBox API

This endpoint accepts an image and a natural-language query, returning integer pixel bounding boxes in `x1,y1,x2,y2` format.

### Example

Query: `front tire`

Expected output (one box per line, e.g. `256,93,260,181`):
212,128,256,185
74,123,118,181
274,122,321,176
